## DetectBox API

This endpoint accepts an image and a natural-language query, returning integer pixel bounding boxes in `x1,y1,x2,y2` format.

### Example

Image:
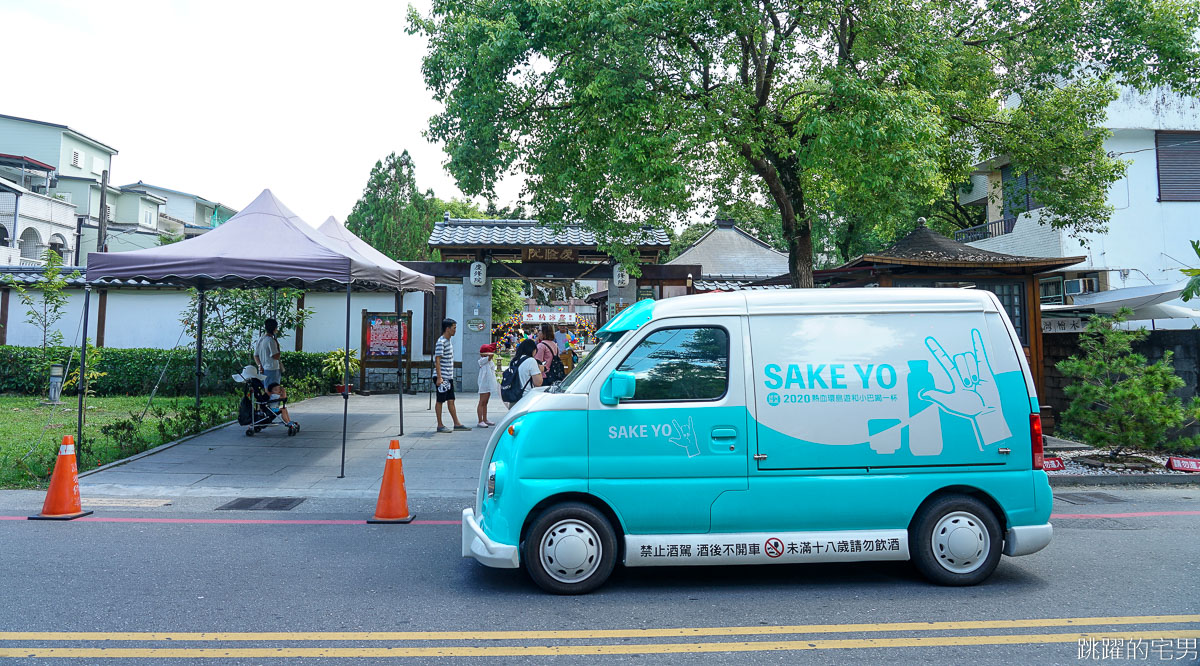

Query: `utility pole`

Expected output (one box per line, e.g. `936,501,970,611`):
96,169,109,252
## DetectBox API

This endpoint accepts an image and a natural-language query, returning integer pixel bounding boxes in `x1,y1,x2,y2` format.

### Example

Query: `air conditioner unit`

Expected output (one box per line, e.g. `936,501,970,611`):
1064,278,1098,296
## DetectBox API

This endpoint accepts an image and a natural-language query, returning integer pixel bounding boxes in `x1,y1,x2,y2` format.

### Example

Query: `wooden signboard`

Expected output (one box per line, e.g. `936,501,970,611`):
522,247,578,262
360,310,413,391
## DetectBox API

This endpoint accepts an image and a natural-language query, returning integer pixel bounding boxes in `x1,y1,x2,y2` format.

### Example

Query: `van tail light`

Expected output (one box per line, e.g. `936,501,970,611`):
1030,414,1044,470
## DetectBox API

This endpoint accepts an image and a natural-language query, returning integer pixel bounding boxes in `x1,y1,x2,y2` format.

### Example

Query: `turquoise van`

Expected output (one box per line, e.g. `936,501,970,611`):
462,290,1052,594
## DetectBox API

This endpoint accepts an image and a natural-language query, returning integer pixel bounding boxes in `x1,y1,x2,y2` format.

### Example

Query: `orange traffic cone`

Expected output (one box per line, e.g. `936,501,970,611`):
368,439,414,523
29,436,93,521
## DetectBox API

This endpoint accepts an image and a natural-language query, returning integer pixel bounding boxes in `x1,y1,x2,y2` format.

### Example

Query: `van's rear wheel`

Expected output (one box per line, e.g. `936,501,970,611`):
522,502,616,595
910,495,1002,586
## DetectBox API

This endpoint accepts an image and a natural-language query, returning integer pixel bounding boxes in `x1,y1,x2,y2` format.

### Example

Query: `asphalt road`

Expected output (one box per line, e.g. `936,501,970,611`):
0,485,1197,665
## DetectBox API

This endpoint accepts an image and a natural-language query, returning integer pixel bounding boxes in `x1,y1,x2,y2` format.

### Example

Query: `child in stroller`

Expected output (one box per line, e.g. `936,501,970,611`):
235,365,300,436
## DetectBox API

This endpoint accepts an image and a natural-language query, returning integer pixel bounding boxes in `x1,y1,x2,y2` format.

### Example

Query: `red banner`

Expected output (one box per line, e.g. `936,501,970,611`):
1042,457,1066,471
1166,456,1200,473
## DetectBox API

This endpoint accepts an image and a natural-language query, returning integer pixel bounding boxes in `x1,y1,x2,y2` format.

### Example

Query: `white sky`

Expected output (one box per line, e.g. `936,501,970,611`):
1,0,520,223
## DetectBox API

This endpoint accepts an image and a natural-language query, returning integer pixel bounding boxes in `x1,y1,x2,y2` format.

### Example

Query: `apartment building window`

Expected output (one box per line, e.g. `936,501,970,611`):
1156,131,1200,201
104,204,114,221
1000,165,1044,221
92,157,104,175
70,150,81,168
1039,277,1065,305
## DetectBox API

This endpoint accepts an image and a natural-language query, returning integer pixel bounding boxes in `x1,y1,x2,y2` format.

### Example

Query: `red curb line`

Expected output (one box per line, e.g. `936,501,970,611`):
1050,510,1200,519
9,512,1198,524
2,516,461,525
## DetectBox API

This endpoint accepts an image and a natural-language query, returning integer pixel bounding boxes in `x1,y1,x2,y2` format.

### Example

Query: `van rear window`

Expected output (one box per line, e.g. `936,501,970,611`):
617,327,729,401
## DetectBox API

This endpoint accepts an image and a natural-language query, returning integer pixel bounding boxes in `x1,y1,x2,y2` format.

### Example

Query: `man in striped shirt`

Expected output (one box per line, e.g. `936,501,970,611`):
434,318,470,433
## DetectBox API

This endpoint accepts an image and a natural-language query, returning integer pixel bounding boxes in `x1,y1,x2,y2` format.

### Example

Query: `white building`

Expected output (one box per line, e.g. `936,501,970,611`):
0,113,214,264
0,174,79,265
957,87,1200,315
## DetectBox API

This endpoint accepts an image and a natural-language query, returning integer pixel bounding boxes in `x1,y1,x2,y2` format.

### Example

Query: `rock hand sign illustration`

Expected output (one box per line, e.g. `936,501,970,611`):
670,417,700,458
921,330,1011,448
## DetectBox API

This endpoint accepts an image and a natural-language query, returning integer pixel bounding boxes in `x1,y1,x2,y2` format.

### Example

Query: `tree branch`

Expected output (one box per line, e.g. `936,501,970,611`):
963,24,1041,47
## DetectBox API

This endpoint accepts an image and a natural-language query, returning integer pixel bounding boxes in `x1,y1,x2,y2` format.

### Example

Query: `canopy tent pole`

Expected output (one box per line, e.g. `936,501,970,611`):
339,282,350,479
195,289,206,425
76,285,92,449
396,291,404,437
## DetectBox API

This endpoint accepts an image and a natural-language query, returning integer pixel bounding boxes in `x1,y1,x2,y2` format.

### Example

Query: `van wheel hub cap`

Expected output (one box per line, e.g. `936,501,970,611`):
932,511,989,574
540,519,601,584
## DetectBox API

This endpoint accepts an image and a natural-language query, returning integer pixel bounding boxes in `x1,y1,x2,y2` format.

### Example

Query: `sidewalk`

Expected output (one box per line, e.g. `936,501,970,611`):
80,393,495,499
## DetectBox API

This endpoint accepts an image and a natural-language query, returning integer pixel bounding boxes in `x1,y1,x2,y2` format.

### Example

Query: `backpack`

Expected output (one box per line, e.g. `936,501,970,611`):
500,355,532,404
540,341,567,384
237,394,254,426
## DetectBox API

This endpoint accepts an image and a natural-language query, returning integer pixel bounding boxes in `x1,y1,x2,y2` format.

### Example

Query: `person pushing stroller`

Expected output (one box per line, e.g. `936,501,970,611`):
235,365,300,436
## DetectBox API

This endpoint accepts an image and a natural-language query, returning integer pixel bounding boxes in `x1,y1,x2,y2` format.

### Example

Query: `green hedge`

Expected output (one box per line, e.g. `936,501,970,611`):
0,345,327,397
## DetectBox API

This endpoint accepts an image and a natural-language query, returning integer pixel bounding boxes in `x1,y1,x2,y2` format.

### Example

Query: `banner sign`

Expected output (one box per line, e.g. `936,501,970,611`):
1041,318,1085,334
523,247,577,262
522,311,577,324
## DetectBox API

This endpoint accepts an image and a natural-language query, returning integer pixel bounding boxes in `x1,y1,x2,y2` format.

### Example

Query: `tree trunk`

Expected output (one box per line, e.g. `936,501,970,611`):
738,145,815,288
781,207,815,288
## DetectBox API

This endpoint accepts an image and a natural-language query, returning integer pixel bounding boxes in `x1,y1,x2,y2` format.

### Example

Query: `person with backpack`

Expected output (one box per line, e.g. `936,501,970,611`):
534,323,566,385
501,339,543,408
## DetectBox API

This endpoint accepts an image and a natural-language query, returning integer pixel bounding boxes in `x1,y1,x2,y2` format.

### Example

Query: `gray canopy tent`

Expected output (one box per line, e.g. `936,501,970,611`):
317,215,431,436
84,189,434,477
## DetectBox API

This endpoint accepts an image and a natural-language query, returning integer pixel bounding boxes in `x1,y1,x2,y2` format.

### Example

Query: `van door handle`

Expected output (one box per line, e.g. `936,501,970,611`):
711,427,737,439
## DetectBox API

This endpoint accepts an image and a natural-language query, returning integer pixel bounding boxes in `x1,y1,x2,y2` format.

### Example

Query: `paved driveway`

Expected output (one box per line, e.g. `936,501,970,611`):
80,393,494,499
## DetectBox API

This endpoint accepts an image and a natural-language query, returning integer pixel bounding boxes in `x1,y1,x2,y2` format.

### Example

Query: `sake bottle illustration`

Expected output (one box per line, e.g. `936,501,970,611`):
906,360,943,455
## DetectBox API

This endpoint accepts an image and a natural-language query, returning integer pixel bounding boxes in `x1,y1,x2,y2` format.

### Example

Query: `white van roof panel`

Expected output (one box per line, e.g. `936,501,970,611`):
651,288,1000,319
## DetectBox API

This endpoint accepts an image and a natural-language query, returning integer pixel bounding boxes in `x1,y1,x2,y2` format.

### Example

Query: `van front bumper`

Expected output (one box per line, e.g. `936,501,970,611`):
1003,523,1053,556
461,508,519,568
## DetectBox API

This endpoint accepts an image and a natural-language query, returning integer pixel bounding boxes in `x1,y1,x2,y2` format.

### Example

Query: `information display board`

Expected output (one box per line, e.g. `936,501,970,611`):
360,311,413,391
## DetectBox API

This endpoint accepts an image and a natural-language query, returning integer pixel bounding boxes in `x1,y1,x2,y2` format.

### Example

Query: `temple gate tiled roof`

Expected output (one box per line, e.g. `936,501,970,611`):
428,215,670,262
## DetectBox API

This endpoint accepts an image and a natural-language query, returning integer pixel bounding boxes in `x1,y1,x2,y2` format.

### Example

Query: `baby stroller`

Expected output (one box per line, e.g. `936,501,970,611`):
234,365,300,437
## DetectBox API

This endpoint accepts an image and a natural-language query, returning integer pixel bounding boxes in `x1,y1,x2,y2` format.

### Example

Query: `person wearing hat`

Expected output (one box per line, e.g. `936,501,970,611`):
476,343,501,428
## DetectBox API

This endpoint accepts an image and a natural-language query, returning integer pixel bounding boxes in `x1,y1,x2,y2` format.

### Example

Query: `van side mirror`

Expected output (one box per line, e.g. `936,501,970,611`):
600,370,636,405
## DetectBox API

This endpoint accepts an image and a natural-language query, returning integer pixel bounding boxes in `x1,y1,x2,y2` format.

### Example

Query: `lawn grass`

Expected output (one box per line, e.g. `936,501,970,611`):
0,395,237,489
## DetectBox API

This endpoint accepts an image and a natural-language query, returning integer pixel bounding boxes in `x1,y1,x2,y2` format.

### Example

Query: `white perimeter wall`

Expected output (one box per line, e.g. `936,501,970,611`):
3,287,444,355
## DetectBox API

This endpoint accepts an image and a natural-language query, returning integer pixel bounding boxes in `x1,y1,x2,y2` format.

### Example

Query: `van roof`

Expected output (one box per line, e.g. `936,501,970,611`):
644,288,1000,323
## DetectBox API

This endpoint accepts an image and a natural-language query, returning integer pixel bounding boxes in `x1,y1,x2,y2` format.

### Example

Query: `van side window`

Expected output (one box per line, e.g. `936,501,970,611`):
617,327,729,401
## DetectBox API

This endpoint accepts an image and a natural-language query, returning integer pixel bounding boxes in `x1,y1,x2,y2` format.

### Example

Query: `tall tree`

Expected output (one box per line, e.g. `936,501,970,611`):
411,0,1199,286
346,151,440,262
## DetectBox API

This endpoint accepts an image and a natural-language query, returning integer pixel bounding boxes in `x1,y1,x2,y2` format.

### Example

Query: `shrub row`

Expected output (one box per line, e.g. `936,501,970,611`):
0,345,327,396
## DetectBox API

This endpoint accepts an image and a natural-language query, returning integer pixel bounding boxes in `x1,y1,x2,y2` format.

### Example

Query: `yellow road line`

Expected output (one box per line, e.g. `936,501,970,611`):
2,615,1197,642
1,630,1198,658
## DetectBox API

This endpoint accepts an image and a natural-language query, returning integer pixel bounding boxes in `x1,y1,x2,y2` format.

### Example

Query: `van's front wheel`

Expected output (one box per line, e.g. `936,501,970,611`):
910,495,1002,586
522,503,617,595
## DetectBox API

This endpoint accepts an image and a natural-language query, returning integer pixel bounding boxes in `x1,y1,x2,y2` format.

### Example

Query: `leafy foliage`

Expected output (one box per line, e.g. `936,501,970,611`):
1181,240,1200,302
178,287,311,386
63,339,107,398
411,0,1200,285
0,346,326,396
346,151,444,262
491,278,526,323
322,349,362,386
2,252,80,385
1056,309,1200,457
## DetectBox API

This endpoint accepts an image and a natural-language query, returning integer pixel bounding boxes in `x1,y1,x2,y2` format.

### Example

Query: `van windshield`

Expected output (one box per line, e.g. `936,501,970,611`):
555,331,627,392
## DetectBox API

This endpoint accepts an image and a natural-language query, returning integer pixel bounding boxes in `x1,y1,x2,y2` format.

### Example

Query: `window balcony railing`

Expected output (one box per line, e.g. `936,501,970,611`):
954,218,1017,243
0,245,45,267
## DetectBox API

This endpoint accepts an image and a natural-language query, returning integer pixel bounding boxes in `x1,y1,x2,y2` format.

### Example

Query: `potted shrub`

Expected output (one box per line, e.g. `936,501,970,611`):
322,348,360,394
